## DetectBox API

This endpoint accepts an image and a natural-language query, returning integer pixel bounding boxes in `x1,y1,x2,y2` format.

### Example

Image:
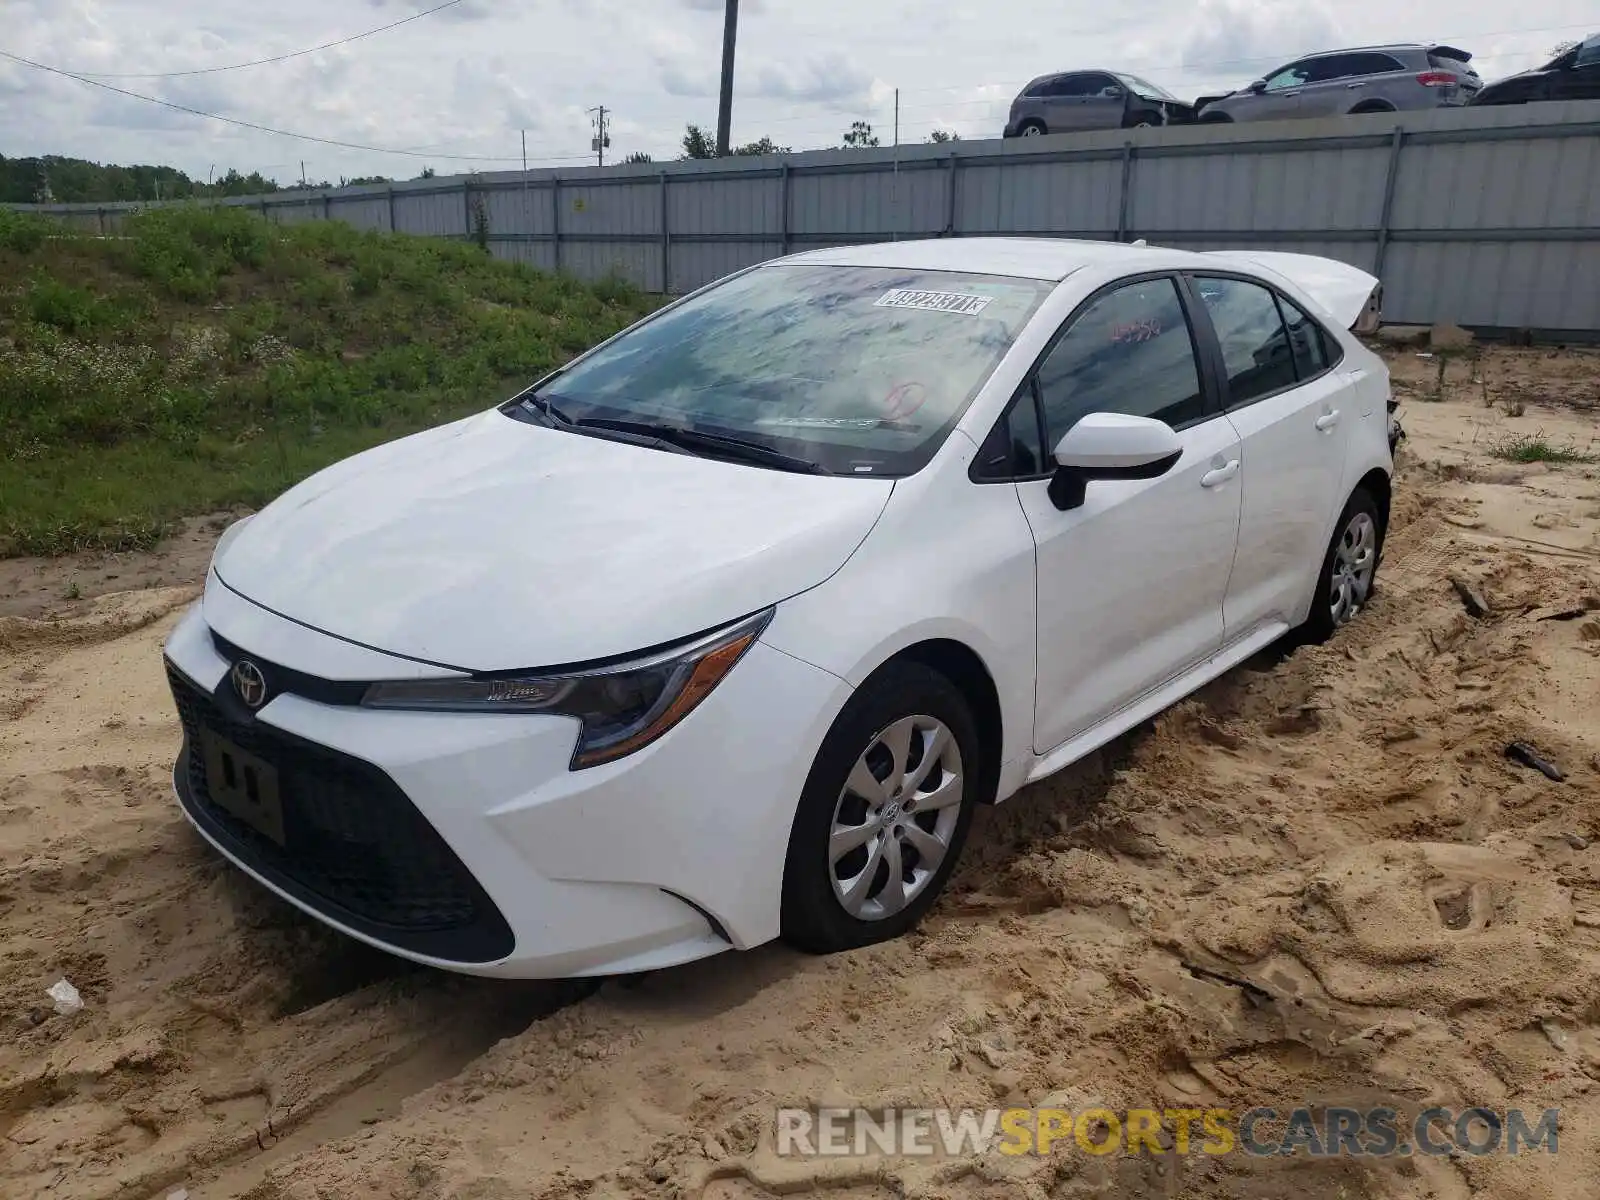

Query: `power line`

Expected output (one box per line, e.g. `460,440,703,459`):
55,0,466,79
0,47,594,164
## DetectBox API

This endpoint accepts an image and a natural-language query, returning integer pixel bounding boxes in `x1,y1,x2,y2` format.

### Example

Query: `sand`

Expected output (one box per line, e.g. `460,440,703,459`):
2,344,1597,1200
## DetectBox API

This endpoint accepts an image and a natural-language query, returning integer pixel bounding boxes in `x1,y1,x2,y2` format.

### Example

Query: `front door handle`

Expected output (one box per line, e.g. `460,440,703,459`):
1315,410,1341,431
1200,459,1240,488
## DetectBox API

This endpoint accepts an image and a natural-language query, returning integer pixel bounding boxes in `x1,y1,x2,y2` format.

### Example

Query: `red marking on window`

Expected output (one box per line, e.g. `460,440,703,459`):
882,382,928,420
1112,319,1162,344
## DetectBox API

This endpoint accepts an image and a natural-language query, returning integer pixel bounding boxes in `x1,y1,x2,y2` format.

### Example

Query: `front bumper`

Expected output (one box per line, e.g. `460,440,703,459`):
163,593,852,978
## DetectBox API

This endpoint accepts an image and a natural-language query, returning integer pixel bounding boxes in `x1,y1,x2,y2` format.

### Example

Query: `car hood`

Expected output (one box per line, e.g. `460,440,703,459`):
214,410,894,672
1200,250,1381,331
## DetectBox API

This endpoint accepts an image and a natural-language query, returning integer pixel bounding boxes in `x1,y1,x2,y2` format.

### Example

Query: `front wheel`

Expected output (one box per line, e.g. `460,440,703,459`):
1017,121,1046,137
780,662,980,954
1301,488,1383,642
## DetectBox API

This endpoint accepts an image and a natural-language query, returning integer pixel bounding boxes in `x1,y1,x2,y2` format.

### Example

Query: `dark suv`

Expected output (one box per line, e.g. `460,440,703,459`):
1199,44,1480,122
1004,71,1194,137
1472,34,1600,106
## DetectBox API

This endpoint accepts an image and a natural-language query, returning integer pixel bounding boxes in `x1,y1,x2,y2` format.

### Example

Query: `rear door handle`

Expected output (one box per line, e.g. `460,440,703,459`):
1345,82,1364,89
1315,410,1341,431
1200,460,1240,488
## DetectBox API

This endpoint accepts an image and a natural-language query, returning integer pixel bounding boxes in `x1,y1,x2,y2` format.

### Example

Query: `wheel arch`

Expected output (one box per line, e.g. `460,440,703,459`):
1354,466,1393,542
861,639,1005,806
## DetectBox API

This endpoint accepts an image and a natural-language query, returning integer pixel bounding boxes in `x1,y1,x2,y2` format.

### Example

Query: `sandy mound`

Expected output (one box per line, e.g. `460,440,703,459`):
1,345,1597,1200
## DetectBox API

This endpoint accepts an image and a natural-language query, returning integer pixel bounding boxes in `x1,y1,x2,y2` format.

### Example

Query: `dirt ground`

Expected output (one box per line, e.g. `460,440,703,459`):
2,344,1599,1200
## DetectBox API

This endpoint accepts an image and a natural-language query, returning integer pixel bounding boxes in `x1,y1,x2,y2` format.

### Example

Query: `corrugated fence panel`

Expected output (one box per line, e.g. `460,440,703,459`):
327,196,391,232
669,241,783,293
1132,145,1386,234
562,180,659,238
13,102,1600,331
559,241,660,290
394,188,466,237
483,183,549,237
955,158,1121,235
669,175,778,235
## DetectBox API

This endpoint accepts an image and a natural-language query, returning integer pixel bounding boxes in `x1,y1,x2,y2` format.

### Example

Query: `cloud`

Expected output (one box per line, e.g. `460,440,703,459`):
0,0,1539,183
1180,0,1344,85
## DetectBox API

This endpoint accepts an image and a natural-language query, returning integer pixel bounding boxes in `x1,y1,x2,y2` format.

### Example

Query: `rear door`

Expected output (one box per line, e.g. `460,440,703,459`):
1040,74,1092,131
1186,275,1352,641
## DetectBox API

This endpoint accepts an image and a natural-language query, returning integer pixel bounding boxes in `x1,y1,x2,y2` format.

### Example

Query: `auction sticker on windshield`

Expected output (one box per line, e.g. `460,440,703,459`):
874,288,994,316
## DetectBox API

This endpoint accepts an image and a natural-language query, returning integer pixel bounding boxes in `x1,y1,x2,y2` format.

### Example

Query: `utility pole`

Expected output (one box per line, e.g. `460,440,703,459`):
590,106,611,167
716,0,739,156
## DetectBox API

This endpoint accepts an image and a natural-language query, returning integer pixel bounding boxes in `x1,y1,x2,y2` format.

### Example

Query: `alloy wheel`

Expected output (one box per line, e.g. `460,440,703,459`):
828,715,964,921
1329,510,1377,626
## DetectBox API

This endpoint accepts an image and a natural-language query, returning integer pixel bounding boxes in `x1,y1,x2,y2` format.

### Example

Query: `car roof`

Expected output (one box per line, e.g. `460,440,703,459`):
1298,43,1425,58
780,237,1213,283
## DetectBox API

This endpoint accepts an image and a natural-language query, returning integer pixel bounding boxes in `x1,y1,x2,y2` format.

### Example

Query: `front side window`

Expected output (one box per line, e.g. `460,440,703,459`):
1192,276,1297,407
1047,75,1091,97
1036,277,1206,441
538,263,1054,477
1264,61,1313,91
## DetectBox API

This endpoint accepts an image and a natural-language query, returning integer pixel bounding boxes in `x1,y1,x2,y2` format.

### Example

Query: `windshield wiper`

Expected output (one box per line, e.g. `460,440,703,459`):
571,417,833,475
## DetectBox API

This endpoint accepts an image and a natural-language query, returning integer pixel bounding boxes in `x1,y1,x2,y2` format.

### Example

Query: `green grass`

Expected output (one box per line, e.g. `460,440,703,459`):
0,205,662,555
1488,431,1598,465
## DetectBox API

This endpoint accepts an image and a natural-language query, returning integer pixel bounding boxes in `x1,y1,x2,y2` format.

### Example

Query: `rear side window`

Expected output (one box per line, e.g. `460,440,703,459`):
1341,52,1407,77
1192,277,1296,408
1045,75,1091,97
1036,277,1206,438
1277,295,1333,379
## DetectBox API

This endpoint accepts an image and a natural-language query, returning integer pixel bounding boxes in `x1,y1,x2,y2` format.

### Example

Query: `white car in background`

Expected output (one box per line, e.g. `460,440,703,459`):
162,238,1394,978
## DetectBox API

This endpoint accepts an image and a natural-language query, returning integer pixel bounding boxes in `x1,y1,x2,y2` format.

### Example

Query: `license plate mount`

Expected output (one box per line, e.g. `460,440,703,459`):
199,729,286,846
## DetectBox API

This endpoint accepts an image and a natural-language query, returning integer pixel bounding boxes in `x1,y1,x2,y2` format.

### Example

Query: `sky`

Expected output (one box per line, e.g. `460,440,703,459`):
0,0,1594,185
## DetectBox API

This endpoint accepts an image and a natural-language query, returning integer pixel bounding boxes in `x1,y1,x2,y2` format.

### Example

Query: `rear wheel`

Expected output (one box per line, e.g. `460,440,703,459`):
1301,488,1383,643
1199,111,1232,123
780,662,980,954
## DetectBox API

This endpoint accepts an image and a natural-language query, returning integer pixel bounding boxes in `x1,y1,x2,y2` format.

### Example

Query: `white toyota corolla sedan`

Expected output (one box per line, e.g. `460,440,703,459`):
163,237,1394,978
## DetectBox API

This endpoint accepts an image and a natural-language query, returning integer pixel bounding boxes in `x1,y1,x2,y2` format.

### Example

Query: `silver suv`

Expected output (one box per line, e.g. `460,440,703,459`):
1199,44,1480,123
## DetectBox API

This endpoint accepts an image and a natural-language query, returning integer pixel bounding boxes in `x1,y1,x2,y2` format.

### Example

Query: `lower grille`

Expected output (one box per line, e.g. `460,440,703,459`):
167,663,514,963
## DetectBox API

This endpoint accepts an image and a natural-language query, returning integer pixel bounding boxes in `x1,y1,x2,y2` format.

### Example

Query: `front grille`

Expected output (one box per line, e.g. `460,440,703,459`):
167,663,514,963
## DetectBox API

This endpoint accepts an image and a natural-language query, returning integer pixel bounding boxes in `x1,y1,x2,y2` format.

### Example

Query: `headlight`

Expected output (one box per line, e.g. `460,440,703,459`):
361,609,773,769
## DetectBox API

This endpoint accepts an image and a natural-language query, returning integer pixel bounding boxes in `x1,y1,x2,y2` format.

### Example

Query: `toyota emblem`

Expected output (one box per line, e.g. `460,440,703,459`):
231,660,268,709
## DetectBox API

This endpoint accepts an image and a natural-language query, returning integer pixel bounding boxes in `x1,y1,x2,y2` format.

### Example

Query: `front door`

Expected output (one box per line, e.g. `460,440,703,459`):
1187,276,1352,639
1019,275,1243,753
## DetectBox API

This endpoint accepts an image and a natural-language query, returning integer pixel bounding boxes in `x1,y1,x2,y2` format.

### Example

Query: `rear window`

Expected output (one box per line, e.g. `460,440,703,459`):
539,263,1054,477
1428,52,1475,73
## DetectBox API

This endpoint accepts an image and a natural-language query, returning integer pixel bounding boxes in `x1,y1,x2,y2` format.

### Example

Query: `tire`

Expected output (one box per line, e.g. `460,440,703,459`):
1017,120,1046,137
1301,488,1383,643
780,661,981,954
1349,103,1395,116
1130,116,1158,128
1199,111,1233,123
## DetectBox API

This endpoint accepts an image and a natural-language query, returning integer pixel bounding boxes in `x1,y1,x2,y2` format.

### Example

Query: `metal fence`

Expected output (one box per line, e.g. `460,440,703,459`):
18,99,1600,334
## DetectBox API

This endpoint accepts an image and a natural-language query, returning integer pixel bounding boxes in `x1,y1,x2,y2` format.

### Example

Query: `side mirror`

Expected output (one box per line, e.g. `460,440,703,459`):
1247,79,1268,94
1104,85,1124,98
1048,412,1183,511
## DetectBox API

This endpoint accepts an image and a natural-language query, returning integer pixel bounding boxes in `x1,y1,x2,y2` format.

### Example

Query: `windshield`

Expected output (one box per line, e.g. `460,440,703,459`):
1114,73,1176,101
530,262,1054,476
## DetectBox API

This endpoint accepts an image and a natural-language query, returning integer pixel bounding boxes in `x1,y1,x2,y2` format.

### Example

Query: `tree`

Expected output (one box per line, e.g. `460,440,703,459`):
340,175,392,187
842,120,879,149
733,136,791,156
1550,39,1580,59
416,166,436,180
681,124,717,160
623,151,654,164
927,129,960,144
